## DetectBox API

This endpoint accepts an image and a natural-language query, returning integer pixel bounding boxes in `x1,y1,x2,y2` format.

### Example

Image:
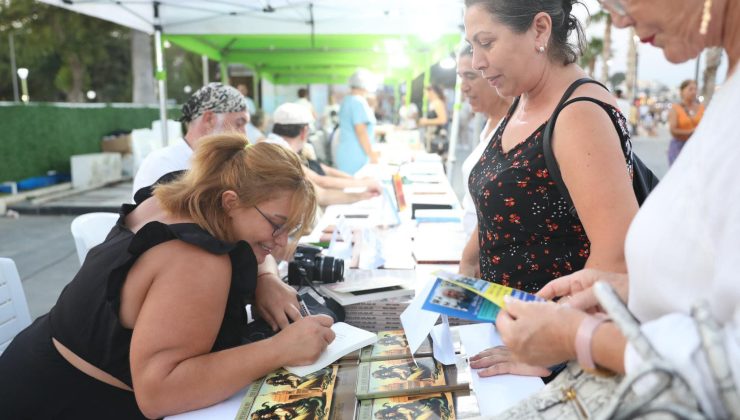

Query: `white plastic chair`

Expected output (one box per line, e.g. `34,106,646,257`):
70,212,119,265
0,258,31,355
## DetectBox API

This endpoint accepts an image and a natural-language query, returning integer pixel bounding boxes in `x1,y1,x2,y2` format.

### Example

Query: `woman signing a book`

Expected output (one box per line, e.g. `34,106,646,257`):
459,0,639,377
0,135,336,419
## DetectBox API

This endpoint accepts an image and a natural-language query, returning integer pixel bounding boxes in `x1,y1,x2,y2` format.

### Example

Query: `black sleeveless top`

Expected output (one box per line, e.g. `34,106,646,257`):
468,98,633,293
49,202,258,388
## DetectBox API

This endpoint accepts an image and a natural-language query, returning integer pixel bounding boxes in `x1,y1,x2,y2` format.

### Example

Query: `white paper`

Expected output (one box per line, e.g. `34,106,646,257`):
431,315,457,365
458,324,544,416
164,388,244,419
400,277,441,355
284,322,377,377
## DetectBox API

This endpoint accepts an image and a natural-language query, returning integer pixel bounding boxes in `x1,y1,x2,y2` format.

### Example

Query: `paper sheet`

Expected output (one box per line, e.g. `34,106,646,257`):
400,277,441,355
164,388,244,419
430,315,457,365
457,324,544,416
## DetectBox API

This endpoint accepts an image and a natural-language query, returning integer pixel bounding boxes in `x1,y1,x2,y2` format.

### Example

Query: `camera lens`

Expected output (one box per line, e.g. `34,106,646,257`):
314,255,344,283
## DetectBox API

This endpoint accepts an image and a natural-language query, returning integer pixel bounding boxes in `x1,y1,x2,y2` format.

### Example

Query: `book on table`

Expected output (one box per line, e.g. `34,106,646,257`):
359,329,433,362
319,276,414,306
284,322,377,377
421,270,544,323
235,365,339,420
357,392,457,420
355,356,469,400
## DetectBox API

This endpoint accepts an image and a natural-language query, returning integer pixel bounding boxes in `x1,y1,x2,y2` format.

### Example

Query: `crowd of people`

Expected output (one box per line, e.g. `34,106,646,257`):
1,0,738,418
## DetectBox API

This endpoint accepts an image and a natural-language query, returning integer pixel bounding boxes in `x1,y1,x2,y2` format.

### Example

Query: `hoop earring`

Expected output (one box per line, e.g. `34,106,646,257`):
538,46,545,53
700,0,712,35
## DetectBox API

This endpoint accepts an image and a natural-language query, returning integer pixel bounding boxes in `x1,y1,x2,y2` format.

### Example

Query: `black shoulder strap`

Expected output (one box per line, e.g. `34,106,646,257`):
542,78,608,217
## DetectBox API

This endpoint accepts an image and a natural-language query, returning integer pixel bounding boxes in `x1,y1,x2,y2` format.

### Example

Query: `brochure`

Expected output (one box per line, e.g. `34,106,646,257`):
421,271,543,323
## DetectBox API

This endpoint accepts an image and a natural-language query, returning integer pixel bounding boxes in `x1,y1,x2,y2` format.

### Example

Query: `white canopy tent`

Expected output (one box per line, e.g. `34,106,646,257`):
38,0,467,176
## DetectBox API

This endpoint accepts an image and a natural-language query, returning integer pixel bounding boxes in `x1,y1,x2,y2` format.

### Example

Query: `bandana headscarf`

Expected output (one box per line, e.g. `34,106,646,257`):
180,82,247,123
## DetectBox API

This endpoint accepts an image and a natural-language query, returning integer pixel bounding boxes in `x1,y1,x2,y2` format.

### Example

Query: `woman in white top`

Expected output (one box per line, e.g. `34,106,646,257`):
457,47,512,270
496,0,740,416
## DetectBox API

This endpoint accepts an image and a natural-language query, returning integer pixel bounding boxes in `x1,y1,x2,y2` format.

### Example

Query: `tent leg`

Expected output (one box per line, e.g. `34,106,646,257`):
154,10,168,147
220,61,229,85
446,74,463,180
202,55,209,86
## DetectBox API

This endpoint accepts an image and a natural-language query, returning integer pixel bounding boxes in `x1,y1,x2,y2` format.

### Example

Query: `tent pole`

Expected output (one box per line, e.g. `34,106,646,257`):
153,2,168,147
446,71,463,180
252,71,260,110
220,61,230,85
201,55,209,86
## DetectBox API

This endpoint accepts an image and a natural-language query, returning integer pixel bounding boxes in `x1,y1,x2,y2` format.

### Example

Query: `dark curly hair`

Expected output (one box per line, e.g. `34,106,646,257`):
465,0,586,65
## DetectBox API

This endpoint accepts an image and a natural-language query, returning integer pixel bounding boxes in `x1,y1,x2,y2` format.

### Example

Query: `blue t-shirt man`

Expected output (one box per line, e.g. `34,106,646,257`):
336,94,376,175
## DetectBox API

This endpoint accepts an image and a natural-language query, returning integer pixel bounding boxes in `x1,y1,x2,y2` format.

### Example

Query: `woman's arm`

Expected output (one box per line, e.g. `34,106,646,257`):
554,98,639,274
320,163,353,179
668,106,693,140
127,242,335,418
459,226,480,277
305,166,381,193
354,123,378,163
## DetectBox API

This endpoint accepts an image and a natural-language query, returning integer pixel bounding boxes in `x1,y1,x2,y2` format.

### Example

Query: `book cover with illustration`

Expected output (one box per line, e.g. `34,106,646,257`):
421,271,544,322
355,357,468,400
357,392,456,420
360,329,433,362
235,365,338,420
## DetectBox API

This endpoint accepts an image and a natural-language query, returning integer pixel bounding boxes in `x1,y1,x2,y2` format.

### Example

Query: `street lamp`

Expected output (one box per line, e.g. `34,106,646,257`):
86,90,97,101
17,67,29,103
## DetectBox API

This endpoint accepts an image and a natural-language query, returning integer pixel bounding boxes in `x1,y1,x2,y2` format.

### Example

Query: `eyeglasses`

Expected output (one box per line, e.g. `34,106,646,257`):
254,206,301,238
597,0,628,17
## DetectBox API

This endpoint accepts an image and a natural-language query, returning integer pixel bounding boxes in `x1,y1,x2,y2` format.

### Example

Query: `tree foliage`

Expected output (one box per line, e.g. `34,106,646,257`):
0,0,135,102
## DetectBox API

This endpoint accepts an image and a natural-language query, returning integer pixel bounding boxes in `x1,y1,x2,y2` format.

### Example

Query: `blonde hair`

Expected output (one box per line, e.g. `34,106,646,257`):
154,133,316,243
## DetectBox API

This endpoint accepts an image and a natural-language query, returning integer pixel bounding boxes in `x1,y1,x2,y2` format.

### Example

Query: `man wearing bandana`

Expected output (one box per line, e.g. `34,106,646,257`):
131,82,300,333
132,82,250,196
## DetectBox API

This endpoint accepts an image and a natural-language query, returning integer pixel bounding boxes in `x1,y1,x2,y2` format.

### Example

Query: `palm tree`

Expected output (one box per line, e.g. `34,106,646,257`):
579,37,604,78
702,47,723,104
590,10,612,84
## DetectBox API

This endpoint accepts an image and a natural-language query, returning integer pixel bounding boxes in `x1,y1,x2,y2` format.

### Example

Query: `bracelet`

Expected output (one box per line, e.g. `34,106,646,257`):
575,313,609,371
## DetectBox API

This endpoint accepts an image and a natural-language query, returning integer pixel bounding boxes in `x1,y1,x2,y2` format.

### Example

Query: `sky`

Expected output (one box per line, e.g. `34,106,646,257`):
576,0,729,90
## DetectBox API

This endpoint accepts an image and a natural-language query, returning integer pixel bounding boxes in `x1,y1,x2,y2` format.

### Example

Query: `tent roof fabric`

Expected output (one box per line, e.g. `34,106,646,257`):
38,0,465,85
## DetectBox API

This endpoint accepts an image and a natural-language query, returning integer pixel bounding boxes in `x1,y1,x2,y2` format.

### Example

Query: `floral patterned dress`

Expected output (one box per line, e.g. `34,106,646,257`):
468,98,633,293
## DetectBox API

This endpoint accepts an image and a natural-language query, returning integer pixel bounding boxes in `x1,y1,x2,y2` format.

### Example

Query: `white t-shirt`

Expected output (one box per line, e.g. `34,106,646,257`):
132,138,193,197
460,118,500,237
623,65,740,418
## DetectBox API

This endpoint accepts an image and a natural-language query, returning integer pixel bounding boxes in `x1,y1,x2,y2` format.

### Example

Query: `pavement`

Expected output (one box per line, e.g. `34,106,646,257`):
0,131,670,321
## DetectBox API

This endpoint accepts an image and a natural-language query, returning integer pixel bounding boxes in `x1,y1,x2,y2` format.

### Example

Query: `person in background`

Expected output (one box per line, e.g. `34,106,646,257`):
457,46,512,247
493,0,740,417
461,0,639,378
246,109,267,143
336,69,378,175
614,89,632,121
418,84,450,154
295,87,318,121
236,83,257,115
261,102,382,207
133,82,249,197
133,82,297,333
0,135,335,418
668,79,705,165
398,102,420,130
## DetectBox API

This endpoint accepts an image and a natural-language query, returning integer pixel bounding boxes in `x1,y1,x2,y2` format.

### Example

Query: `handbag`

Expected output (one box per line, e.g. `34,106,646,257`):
541,78,660,218
490,282,739,419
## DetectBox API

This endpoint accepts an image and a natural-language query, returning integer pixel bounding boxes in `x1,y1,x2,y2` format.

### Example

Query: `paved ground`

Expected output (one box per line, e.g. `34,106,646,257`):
0,130,670,320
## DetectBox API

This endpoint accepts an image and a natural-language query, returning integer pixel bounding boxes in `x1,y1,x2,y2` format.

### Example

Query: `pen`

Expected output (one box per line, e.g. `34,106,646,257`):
297,295,311,317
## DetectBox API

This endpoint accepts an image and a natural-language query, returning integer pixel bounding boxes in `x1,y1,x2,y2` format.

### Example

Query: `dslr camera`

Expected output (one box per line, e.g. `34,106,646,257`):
287,244,344,286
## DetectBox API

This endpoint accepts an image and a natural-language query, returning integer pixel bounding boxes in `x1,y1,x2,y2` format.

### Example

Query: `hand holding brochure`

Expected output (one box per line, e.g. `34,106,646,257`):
421,270,544,323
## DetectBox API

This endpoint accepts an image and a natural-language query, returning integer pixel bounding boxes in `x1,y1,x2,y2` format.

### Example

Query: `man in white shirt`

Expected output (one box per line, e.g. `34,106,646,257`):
131,82,303,332
132,82,249,196
261,102,381,207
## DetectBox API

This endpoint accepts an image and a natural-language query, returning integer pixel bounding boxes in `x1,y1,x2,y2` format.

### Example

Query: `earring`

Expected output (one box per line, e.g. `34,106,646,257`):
538,46,545,53
700,0,712,35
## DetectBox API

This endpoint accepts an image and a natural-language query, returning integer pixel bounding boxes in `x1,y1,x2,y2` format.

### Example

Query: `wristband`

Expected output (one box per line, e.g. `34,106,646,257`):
575,313,609,371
